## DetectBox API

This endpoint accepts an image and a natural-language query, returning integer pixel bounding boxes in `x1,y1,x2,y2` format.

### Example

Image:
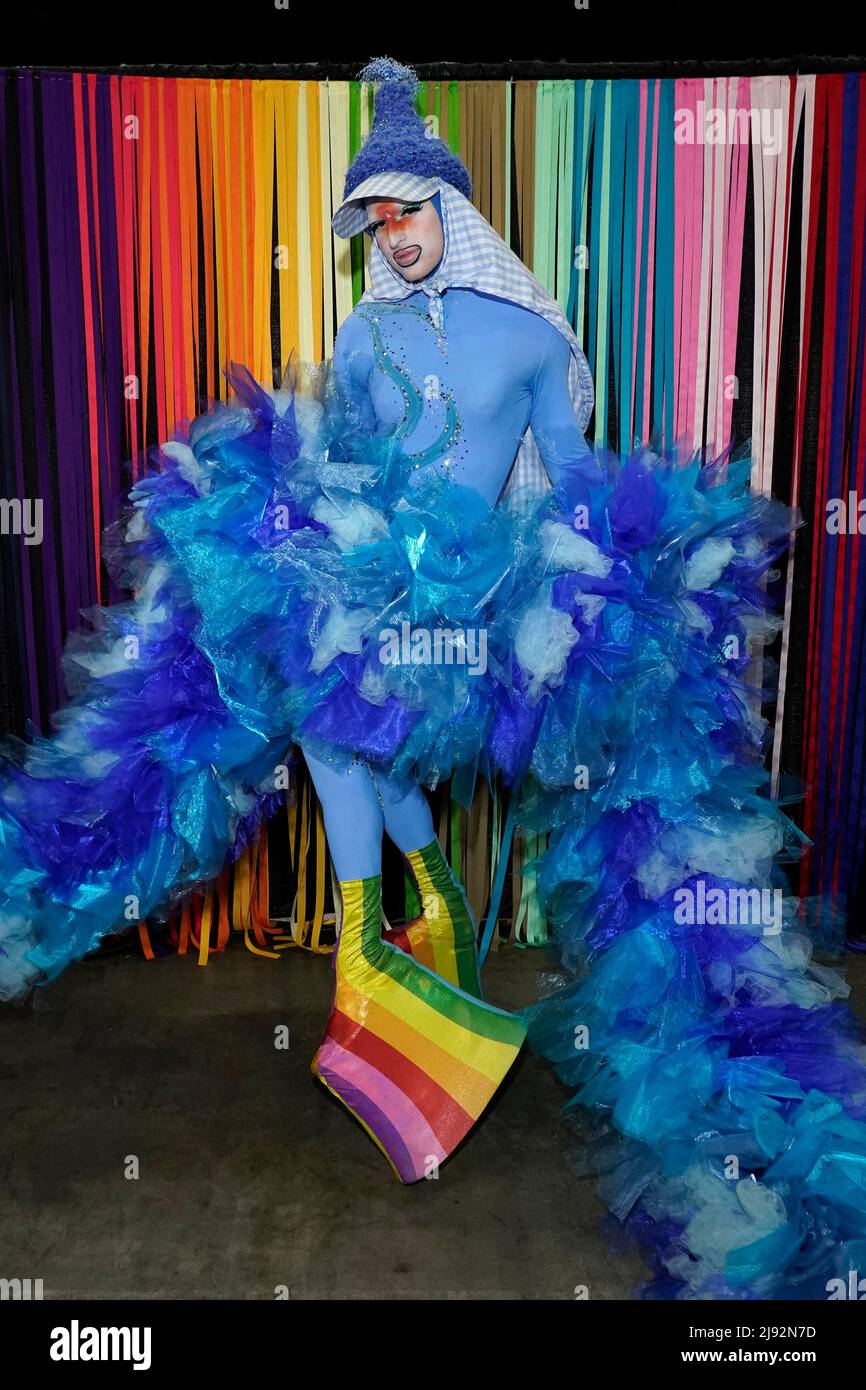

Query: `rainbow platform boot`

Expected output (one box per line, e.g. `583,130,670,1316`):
312,872,525,1183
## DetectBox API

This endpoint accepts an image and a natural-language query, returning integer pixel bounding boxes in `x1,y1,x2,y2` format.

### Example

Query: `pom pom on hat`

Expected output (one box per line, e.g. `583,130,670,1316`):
358,56,420,94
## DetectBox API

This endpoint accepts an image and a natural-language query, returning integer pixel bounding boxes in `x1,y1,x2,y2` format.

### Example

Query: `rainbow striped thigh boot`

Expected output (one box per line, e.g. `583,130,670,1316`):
312,873,526,1183
382,840,484,999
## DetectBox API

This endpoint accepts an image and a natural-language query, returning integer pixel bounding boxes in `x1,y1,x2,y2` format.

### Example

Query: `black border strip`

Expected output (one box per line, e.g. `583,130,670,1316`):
7,56,866,80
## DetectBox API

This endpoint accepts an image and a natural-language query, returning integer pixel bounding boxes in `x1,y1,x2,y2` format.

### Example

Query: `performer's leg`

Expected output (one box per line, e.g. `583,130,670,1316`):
365,766,436,853
367,765,483,999
301,746,384,880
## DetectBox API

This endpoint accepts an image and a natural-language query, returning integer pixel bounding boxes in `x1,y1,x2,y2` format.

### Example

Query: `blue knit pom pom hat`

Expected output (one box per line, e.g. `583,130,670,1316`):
331,57,472,239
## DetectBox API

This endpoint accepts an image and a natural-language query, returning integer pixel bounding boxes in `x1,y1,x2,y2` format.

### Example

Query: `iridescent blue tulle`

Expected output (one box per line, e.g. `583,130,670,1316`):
516,451,866,1301
2,357,866,1301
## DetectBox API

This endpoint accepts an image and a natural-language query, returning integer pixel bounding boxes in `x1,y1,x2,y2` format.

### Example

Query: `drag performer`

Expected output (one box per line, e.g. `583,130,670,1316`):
2,57,866,1299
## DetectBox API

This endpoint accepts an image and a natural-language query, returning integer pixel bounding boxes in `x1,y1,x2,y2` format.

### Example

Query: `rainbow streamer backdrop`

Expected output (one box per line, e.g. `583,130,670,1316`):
1,69,865,957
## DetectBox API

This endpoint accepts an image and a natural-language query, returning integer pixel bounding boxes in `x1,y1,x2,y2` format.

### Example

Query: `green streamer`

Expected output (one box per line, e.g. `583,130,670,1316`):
450,794,461,883
448,81,460,156
533,80,553,286
633,79,656,440
556,82,575,313
348,83,363,305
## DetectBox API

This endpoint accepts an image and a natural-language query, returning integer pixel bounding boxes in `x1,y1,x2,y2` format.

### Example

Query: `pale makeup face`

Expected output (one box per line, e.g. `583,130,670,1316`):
364,197,444,282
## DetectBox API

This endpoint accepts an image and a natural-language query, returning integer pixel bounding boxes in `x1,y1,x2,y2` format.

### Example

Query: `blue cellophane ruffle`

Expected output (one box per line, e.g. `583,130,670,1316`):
1,358,865,1301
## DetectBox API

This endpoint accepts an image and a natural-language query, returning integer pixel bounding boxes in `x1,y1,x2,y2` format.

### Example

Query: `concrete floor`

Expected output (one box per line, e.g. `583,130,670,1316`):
2,941,864,1300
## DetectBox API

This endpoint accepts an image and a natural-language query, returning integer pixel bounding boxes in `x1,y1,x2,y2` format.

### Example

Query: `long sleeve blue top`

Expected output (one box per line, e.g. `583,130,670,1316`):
332,286,592,507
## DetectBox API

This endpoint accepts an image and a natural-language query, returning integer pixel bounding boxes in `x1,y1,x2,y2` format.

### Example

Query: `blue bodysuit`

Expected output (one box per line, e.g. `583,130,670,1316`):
331,286,593,505
304,274,592,876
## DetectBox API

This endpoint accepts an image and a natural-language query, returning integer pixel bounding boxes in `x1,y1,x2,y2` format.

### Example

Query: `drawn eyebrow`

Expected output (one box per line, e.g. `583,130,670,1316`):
368,202,423,231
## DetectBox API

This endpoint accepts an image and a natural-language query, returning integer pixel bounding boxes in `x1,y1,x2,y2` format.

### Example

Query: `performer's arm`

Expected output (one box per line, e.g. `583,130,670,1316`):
332,313,377,432
529,325,593,487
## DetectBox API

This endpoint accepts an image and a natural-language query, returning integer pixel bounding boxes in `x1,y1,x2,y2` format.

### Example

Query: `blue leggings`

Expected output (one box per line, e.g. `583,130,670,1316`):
301,745,436,879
